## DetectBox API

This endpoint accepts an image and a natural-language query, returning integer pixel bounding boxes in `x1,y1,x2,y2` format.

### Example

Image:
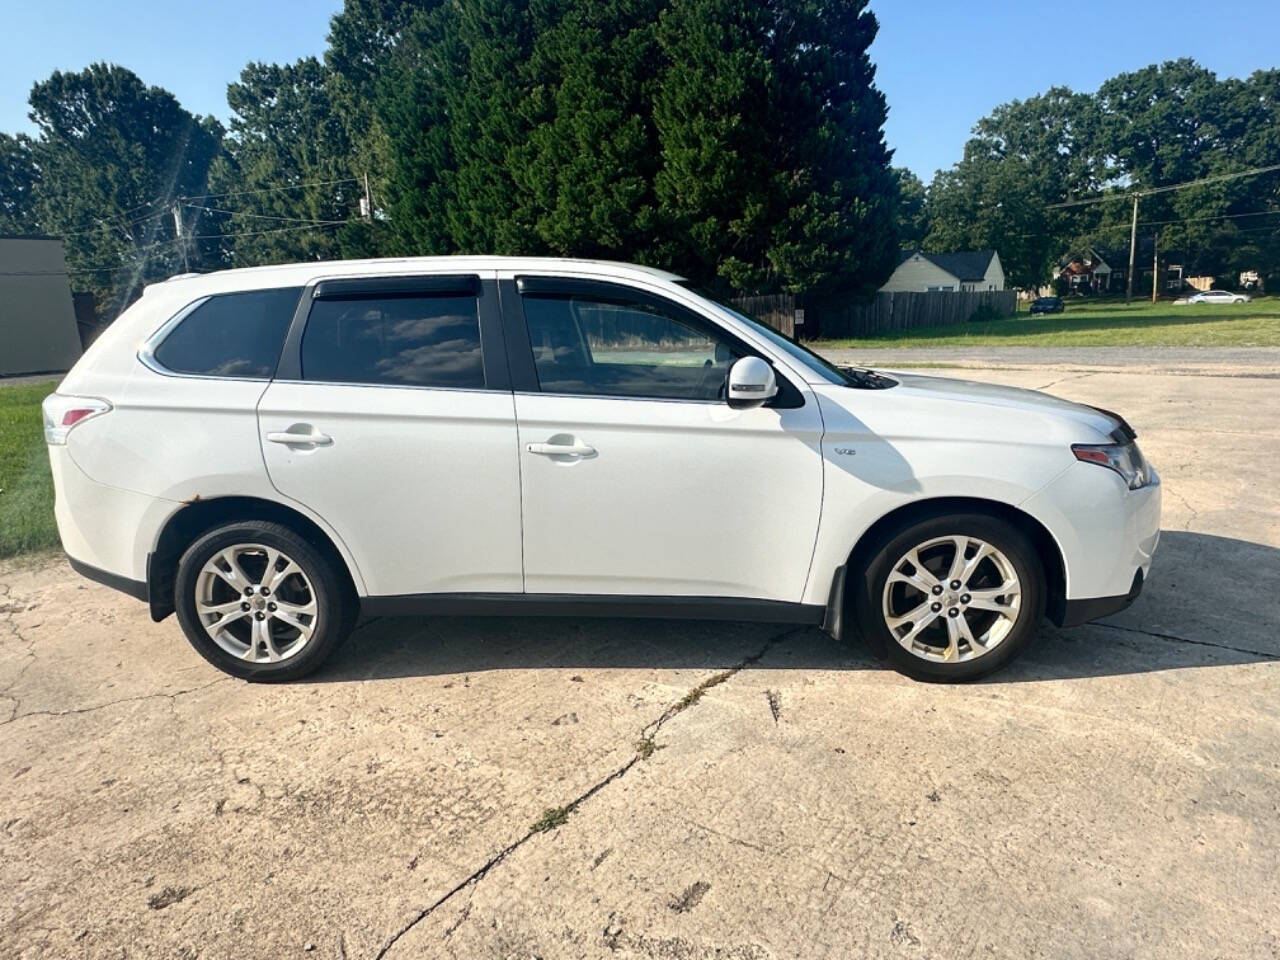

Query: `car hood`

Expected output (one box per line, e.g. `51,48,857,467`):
876,369,1126,440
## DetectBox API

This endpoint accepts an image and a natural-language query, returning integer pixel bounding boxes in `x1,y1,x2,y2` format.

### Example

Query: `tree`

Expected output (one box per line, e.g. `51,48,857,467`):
892,168,929,249
0,134,38,234
210,58,364,266
925,87,1107,288
377,0,540,255
654,0,898,298
25,64,222,314
510,0,666,260
377,0,898,297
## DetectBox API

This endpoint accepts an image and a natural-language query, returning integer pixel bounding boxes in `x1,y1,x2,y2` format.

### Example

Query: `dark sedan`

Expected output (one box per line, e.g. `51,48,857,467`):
1029,296,1065,315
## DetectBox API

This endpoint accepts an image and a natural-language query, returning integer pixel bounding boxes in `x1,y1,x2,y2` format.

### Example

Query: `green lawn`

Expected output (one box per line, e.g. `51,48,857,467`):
0,381,60,559
813,297,1280,349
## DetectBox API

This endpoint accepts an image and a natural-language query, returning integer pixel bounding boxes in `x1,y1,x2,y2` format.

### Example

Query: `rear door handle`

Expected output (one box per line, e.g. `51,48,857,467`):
267,428,333,447
526,440,595,458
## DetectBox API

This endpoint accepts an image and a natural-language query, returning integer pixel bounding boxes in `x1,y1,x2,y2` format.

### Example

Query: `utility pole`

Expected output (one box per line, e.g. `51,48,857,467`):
171,203,189,273
1152,232,1160,304
360,172,372,222
1125,194,1139,304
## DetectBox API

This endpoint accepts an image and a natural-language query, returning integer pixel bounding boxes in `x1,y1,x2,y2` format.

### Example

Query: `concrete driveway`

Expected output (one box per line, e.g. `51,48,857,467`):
3,357,1278,959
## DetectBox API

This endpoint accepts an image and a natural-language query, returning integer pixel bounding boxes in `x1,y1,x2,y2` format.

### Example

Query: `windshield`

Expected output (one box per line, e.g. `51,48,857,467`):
676,283,858,386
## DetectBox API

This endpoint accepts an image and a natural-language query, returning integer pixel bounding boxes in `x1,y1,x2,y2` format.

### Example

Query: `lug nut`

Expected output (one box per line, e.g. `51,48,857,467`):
948,608,959,618
949,579,961,590
930,602,942,612
240,601,250,611
243,586,254,596
268,602,277,612
960,594,971,604
261,586,270,596
255,611,265,620
932,585,943,596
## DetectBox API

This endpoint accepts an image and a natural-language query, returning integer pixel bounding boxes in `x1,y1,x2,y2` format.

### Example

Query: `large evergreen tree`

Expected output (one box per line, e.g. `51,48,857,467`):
654,0,897,298
377,0,899,297
511,0,666,260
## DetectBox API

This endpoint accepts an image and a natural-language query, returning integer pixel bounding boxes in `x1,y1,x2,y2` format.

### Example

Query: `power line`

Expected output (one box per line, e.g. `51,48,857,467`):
182,202,349,226
1010,207,1280,240
58,220,351,276
181,177,361,203
106,176,363,220
1046,163,1280,210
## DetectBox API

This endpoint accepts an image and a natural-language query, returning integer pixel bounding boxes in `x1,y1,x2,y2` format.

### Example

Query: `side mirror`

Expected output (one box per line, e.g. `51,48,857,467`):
726,356,778,409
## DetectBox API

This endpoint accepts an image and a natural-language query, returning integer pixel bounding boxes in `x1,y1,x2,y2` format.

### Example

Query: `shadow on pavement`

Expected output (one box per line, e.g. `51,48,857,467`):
312,530,1278,685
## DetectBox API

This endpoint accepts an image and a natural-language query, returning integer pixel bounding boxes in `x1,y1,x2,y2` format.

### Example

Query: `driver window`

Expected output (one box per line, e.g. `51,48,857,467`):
521,293,740,401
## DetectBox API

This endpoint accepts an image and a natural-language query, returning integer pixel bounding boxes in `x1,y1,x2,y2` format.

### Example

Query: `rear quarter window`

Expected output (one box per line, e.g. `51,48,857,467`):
151,287,303,378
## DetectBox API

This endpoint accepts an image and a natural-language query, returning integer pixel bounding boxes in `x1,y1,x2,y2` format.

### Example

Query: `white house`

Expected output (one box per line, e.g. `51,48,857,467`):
880,249,1005,293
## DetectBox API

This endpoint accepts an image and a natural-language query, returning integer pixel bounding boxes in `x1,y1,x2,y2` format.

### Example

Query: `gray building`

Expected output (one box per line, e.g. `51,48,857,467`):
1,235,84,377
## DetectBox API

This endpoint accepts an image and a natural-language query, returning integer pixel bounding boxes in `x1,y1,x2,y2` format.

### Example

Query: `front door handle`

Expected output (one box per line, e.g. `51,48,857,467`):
526,440,596,458
267,427,334,447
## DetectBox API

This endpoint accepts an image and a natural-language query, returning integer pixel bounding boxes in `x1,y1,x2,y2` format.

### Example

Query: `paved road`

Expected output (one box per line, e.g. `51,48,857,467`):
821,344,1280,377
2,365,1278,959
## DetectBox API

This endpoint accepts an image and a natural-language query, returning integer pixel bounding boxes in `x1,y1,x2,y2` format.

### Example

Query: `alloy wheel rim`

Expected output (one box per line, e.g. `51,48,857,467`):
881,535,1021,663
196,544,318,663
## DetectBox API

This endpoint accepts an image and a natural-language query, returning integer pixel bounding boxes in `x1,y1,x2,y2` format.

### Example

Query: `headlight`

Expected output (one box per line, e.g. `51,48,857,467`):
1071,441,1154,490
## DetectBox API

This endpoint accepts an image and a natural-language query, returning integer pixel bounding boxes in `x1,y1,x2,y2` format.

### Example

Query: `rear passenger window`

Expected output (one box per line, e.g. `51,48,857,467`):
301,295,485,389
153,287,302,378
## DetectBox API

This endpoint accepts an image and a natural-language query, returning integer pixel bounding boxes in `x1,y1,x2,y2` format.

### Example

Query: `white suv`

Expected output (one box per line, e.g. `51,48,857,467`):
44,257,1161,682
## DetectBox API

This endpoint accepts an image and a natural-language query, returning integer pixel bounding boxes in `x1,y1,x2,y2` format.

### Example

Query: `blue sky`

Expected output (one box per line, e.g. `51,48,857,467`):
2,0,1278,182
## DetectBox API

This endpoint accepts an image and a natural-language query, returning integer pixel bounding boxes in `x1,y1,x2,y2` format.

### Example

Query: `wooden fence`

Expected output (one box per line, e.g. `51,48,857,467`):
728,294,796,337
730,289,1017,339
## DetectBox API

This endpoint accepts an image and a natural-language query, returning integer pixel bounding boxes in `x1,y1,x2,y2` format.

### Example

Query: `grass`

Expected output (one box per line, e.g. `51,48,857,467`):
0,381,59,559
813,296,1280,349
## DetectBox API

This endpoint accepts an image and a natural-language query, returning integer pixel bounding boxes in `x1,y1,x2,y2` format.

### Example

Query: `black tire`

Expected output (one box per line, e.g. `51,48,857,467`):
852,512,1046,682
174,520,356,682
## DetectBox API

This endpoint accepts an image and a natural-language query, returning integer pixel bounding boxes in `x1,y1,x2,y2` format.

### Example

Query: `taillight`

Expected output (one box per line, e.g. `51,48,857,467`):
42,394,112,445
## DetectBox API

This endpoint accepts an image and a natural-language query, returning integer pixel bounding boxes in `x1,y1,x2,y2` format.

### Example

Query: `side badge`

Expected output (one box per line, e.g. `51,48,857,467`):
833,447,856,456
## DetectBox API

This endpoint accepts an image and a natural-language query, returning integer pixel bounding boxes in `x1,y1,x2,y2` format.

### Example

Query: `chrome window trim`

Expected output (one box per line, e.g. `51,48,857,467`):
271,378,501,398
135,296,275,384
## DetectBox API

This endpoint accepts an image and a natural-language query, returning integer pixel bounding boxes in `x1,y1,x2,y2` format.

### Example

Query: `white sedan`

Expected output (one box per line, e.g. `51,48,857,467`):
1180,289,1252,304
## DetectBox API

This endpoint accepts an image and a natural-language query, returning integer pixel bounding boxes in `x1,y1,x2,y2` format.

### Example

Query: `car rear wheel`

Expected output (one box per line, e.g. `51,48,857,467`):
174,521,356,681
853,513,1046,681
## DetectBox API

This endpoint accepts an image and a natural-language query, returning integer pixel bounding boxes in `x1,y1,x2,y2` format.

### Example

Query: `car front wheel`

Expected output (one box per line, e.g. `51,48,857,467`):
174,521,356,681
853,513,1046,681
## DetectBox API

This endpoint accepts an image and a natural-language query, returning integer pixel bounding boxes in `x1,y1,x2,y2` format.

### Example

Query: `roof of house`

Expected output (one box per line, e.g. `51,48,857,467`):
1064,240,1185,269
898,249,998,282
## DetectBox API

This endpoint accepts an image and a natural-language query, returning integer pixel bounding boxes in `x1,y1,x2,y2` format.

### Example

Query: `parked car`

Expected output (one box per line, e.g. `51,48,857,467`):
44,257,1161,683
1183,289,1251,304
1029,296,1065,315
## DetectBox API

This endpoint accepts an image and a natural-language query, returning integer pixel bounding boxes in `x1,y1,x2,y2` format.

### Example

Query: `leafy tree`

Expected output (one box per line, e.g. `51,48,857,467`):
24,64,222,315
210,58,364,266
0,134,38,234
924,87,1104,288
892,168,929,249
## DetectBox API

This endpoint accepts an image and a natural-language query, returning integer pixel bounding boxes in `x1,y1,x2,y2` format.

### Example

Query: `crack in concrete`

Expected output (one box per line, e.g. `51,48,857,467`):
1164,487,1201,531
0,578,39,722
0,676,232,726
1097,620,1278,661
372,625,805,959
1035,372,1094,392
